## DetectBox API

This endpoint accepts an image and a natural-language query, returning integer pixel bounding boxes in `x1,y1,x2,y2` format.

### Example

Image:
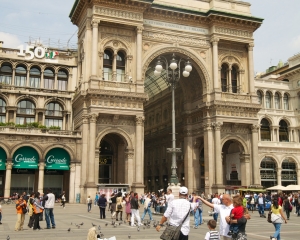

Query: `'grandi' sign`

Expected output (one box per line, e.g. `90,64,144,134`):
45,148,70,170
13,147,39,169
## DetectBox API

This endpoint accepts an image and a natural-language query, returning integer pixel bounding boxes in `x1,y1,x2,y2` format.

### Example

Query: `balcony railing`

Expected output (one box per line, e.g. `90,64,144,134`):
0,126,81,136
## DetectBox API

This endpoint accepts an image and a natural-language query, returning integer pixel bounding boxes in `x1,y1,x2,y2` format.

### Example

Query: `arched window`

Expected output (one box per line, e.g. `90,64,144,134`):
279,120,289,142
231,66,238,93
0,63,12,84
116,51,126,82
45,102,63,129
274,92,280,109
57,69,68,91
265,92,271,109
221,64,228,92
16,100,35,125
260,118,271,141
260,157,277,188
15,65,27,87
281,159,297,186
283,93,289,110
257,91,262,104
103,49,113,80
0,98,6,123
29,67,41,88
44,68,54,89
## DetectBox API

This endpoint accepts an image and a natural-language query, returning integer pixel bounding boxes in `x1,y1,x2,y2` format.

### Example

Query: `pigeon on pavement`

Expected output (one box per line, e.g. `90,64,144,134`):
67,228,71,232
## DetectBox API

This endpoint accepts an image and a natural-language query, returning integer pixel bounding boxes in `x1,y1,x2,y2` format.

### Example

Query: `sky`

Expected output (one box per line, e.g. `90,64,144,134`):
0,0,299,73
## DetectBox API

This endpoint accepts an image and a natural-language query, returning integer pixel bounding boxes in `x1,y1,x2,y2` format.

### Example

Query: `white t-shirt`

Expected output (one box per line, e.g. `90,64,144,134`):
213,204,234,237
212,198,221,205
204,230,220,240
166,194,174,204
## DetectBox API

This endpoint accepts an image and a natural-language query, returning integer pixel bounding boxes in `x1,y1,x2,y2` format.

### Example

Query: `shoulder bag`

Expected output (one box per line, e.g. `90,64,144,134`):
267,211,272,223
160,207,190,240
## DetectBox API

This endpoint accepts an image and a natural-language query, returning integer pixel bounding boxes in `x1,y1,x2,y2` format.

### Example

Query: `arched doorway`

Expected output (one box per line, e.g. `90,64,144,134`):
99,134,127,184
281,158,297,186
260,157,277,188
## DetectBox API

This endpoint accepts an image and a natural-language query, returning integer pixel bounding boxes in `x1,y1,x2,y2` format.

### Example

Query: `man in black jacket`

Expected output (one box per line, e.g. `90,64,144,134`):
130,191,142,227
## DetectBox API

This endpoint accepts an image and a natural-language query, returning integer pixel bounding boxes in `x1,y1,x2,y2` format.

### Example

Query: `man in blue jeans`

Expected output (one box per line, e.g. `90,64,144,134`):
42,188,56,229
257,193,266,218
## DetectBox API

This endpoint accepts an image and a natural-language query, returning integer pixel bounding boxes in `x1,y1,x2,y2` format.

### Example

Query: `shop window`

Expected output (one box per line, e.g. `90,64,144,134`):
44,68,54,89
45,102,63,129
29,67,41,88
274,92,280,109
260,118,271,141
257,90,262,104
281,158,297,185
221,63,228,92
265,92,271,109
283,93,289,110
116,51,126,82
0,98,6,123
231,66,238,93
15,65,27,87
57,69,68,91
16,100,35,124
103,49,113,80
0,63,12,85
260,157,277,188
279,120,289,142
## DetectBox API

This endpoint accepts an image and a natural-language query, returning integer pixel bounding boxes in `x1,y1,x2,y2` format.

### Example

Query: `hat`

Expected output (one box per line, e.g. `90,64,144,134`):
179,186,188,195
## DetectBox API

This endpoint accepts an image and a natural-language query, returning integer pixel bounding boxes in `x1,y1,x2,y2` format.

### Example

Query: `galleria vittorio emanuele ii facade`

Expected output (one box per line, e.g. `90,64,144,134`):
0,0,299,203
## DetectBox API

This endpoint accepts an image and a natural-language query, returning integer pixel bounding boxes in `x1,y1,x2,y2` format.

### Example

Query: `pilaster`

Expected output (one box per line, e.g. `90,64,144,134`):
38,162,45,193
251,124,260,185
210,37,219,91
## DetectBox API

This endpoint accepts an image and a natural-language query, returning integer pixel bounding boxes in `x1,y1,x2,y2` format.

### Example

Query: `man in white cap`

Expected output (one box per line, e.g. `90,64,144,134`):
156,186,197,240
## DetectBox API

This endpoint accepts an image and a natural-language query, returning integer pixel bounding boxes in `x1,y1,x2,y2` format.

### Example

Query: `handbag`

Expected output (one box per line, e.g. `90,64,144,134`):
160,207,190,240
271,213,283,223
22,207,28,214
267,211,272,223
117,204,122,209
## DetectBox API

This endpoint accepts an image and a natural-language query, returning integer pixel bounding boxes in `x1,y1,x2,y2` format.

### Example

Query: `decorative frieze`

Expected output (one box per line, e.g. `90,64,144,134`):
94,7,143,21
215,27,252,38
142,31,209,47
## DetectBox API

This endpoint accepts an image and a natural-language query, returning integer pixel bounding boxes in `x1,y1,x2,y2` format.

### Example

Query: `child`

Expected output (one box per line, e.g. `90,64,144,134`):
204,219,220,240
228,195,245,237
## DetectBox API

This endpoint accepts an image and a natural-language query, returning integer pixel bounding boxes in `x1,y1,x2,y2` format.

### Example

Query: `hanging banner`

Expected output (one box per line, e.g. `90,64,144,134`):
13,146,39,169
45,148,70,170
0,147,7,170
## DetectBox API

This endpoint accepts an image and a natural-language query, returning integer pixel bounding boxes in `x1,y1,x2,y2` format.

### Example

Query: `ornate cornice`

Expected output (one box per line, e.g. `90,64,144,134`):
251,124,260,132
215,27,252,38
213,122,223,131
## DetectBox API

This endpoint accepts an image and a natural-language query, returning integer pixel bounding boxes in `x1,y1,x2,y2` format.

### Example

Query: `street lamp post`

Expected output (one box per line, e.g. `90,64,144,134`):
154,53,192,185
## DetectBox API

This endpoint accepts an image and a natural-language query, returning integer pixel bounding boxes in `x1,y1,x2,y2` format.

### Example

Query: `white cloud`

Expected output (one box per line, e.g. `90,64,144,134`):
0,32,23,48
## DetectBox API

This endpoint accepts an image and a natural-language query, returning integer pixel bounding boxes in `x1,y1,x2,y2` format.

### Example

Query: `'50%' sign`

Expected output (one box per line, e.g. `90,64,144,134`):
17,45,58,60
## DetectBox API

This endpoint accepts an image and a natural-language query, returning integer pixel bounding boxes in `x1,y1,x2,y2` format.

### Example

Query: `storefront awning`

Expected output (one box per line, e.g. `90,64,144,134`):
45,148,70,170
0,147,7,170
13,146,39,169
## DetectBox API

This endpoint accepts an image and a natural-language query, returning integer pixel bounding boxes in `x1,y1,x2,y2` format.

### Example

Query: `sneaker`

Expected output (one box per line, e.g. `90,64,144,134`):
131,224,137,227
52,226,56,229
228,231,233,236
44,227,51,229
193,226,198,229
139,223,143,226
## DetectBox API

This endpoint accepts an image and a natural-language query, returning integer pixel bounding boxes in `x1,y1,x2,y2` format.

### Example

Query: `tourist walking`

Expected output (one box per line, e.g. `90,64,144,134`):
124,193,131,223
32,192,44,230
43,188,56,229
283,196,291,220
94,192,99,206
60,191,66,208
15,195,27,231
87,195,92,213
110,193,117,217
98,194,107,219
211,193,220,221
155,186,197,240
27,192,35,228
115,192,123,221
141,194,154,221
256,193,266,217
270,197,287,240
130,191,142,226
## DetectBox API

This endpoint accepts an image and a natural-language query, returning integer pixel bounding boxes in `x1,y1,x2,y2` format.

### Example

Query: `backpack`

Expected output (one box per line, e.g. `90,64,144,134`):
209,230,220,239
284,200,290,210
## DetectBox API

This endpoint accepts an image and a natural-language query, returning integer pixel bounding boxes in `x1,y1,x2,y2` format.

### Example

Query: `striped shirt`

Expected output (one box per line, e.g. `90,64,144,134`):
205,230,220,240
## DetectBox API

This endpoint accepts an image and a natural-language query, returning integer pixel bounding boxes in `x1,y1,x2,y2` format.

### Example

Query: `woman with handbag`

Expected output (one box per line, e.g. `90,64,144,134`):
270,198,287,240
32,192,44,231
15,195,27,231
115,192,123,221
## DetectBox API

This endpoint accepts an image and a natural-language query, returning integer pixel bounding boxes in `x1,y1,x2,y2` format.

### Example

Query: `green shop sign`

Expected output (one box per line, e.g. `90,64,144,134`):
0,147,7,170
13,147,39,169
45,148,70,170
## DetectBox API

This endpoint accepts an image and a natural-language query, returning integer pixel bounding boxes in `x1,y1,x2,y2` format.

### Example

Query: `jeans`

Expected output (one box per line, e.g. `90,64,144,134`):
141,207,153,221
156,206,165,213
193,209,201,227
285,209,290,219
88,203,92,212
272,223,281,240
230,223,240,233
213,212,219,221
131,209,141,226
258,204,265,215
45,208,56,228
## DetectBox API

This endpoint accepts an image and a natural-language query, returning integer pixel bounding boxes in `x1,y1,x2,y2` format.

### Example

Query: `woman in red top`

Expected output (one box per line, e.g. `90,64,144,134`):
15,195,27,231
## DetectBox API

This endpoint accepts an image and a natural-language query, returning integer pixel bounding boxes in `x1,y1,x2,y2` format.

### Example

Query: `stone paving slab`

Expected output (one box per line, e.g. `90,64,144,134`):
0,203,299,240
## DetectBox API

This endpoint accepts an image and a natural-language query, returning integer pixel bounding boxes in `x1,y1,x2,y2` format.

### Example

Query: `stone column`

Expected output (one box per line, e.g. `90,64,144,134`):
40,70,44,88
26,69,30,87
12,67,16,86
117,143,125,183
251,124,260,185
54,73,58,90
211,37,219,91
125,149,134,186
4,161,13,197
85,18,92,87
184,135,194,191
248,43,255,94
112,52,117,81
38,162,45,193
80,115,89,197
297,168,300,185
135,116,144,184
203,123,214,194
136,26,143,82
94,149,100,185
213,122,223,186
87,114,97,185
91,19,100,77
69,163,76,203
240,154,251,186
277,167,282,186
228,67,232,92
99,52,104,79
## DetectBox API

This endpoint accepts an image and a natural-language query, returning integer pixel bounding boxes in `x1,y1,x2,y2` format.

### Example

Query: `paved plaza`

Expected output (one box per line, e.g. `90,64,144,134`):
0,203,299,240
